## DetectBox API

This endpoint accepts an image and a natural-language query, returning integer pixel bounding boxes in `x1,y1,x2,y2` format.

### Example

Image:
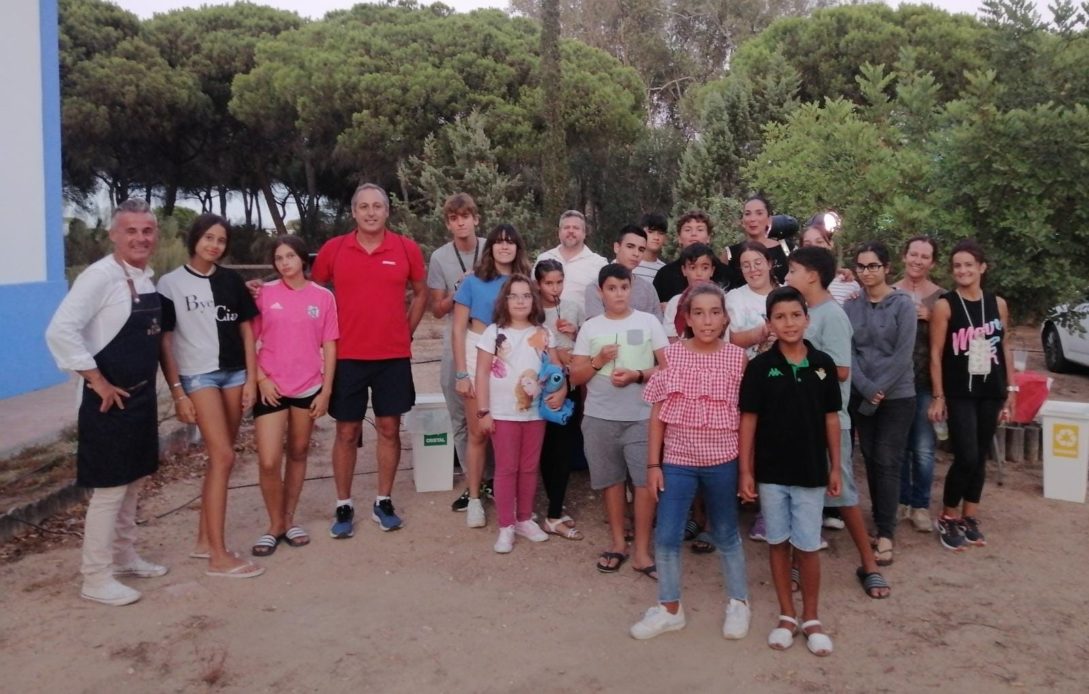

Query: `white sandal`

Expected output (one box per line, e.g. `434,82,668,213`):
802,619,834,656
767,615,798,650
543,515,583,541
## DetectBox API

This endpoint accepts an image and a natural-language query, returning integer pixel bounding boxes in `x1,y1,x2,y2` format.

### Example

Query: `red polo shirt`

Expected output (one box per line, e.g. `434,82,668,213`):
311,229,425,360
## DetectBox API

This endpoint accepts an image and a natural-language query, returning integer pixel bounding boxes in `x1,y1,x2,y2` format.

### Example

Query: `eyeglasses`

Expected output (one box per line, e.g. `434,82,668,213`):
506,293,533,301
741,261,767,271
855,263,886,273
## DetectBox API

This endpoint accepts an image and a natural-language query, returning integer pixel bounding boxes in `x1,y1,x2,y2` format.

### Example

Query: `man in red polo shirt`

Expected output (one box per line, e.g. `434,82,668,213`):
311,183,428,537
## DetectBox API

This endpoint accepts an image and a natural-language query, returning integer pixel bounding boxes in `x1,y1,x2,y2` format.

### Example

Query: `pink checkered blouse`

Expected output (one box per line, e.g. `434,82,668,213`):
643,340,746,466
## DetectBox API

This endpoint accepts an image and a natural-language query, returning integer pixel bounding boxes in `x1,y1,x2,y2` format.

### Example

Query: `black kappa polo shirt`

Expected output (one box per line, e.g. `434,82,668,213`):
739,340,842,487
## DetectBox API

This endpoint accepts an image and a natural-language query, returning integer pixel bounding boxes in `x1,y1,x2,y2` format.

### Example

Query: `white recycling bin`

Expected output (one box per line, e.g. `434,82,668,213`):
1038,400,1089,503
408,393,454,492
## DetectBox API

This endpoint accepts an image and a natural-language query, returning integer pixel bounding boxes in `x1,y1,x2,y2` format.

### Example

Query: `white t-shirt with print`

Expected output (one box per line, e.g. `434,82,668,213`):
726,284,771,358
573,310,668,421
477,324,556,421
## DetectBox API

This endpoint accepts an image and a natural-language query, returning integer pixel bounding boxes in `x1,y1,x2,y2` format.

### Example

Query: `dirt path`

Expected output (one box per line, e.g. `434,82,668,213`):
2,322,1088,692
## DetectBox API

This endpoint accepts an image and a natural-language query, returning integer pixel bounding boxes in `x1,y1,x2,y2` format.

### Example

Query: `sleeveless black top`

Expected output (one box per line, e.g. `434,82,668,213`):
940,290,1007,399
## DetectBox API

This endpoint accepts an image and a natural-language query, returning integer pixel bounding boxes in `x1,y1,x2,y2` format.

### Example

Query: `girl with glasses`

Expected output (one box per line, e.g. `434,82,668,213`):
843,241,917,567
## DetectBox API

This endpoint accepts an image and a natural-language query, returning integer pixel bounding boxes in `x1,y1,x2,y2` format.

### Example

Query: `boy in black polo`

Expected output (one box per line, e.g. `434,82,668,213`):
739,286,841,657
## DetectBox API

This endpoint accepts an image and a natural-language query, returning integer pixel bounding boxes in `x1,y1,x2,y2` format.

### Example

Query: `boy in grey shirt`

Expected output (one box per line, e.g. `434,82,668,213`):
426,193,492,510
787,247,891,599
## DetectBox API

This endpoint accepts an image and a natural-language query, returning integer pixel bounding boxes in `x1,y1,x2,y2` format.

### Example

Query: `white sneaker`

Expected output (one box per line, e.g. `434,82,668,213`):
910,507,933,533
113,556,169,578
630,604,686,640
722,598,751,639
897,504,911,522
466,498,486,528
513,519,549,542
822,515,845,530
494,526,515,553
81,577,141,606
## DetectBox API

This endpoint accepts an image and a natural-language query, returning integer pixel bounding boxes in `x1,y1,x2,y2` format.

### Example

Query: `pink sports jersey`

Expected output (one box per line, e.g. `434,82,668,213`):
254,280,339,397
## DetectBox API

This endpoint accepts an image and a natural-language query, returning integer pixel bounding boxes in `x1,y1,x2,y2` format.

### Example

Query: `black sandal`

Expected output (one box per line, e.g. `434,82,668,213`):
691,531,715,554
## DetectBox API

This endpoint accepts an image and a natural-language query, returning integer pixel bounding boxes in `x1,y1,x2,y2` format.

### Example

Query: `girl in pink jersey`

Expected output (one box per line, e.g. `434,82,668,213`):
251,236,339,556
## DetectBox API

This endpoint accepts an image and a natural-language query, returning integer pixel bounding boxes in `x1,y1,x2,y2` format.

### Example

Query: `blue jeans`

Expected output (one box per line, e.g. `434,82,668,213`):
655,461,748,604
900,390,936,509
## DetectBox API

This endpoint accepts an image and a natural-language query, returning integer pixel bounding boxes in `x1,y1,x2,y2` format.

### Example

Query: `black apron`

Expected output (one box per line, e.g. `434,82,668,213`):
76,286,162,487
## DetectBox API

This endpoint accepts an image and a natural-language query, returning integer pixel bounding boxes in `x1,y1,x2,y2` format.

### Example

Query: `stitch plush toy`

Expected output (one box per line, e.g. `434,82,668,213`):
537,353,574,425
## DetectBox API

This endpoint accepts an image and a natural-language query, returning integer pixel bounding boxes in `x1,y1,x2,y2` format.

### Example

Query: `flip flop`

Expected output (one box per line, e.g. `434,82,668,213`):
791,566,801,593
856,567,891,599
188,551,211,560
206,561,265,579
284,526,310,547
596,551,628,574
633,563,658,581
251,534,281,557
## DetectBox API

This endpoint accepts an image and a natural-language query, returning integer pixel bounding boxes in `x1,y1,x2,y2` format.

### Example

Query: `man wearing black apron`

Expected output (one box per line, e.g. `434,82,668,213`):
45,199,168,606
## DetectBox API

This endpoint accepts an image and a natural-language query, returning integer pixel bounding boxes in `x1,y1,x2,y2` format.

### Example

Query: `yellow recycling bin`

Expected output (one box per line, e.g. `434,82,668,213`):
408,393,455,493
1038,400,1089,503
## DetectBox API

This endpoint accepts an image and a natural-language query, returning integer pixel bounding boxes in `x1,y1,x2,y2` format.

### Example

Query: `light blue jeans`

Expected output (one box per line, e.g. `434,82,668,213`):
900,390,936,509
655,461,748,604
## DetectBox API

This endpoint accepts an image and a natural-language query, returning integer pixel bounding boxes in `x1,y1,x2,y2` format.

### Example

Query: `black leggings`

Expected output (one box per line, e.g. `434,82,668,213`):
943,397,1004,509
539,421,573,519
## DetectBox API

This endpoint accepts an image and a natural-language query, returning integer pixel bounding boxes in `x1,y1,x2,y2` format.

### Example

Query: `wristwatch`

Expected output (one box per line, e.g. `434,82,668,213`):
456,371,470,380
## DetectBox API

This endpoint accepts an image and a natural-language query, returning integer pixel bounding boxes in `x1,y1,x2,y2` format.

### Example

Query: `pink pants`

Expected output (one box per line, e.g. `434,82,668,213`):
490,419,546,527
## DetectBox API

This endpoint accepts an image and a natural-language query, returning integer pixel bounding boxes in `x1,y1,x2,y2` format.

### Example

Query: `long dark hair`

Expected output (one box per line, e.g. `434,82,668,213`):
269,234,310,274
491,274,545,327
186,213,231,257
475,224,530,281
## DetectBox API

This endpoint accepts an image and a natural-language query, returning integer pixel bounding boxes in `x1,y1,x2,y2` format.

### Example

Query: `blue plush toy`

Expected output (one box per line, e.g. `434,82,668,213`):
537,353,575,425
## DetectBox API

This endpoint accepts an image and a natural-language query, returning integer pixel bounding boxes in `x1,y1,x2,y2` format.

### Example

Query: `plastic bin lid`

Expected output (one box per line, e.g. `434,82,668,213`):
1038,400,1089,419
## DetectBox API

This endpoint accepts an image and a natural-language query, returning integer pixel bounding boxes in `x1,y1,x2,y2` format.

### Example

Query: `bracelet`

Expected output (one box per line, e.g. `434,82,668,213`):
169,382,182,390
476,409,490,419
647,464,662,469
637,370,644,384
591,358,602,371
1007,385,1020,393
173,394,189,401
455,371,470,380
933,395,945,400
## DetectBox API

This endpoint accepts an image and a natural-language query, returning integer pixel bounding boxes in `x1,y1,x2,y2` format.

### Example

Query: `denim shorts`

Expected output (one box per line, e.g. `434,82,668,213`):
759,483,826,552
180,368,247,394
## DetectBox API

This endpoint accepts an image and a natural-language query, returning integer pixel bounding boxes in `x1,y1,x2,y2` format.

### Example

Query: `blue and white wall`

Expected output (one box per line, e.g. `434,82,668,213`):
0,0,66,398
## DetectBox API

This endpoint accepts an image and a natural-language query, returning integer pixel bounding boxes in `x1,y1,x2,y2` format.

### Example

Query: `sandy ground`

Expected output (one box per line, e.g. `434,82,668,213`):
2,321,1089,693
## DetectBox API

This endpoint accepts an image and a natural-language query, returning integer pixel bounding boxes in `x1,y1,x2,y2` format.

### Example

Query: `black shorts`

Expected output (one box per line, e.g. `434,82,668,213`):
252,389,322,419
329,358,415,421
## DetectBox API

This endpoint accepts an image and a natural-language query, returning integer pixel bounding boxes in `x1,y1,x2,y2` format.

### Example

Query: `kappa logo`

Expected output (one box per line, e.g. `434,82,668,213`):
816,368,827,380
269,302,284,310
307,305,320,319
767,367,784,377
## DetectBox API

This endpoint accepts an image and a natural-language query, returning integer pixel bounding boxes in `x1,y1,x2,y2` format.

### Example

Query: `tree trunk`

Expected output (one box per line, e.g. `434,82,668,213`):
540,0,568,227
241,189,254,227
162,184,178,217
218,186,228,218
258,173,287,235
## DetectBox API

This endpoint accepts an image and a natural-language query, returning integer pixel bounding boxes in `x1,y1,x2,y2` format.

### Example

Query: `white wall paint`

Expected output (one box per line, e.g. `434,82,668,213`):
0,0,47,286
